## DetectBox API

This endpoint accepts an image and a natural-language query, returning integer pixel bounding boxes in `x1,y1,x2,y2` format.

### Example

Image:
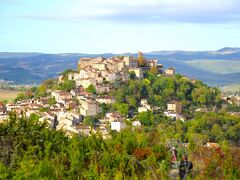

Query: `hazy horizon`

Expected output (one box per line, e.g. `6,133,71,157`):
0,46,239,55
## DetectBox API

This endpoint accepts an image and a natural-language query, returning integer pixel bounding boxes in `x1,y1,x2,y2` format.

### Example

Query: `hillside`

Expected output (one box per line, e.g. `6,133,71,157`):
0,48,240,86
0,67,239,179
0,89,20,102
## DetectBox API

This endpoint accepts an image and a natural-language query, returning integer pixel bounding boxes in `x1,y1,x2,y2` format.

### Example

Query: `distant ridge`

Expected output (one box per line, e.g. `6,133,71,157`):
1,47,240,57
146,47,240,56
0,52,42,59
217,47,240,52
0,47,240,85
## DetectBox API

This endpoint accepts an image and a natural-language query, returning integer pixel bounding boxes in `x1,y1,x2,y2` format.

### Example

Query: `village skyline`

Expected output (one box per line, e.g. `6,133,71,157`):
0,1,240,179
0,50,240,179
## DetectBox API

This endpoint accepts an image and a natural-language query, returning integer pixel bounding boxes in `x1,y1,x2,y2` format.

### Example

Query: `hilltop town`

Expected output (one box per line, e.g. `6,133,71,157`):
0,51,240,179
2,0,240,178
0,51,239,139
0,52,185,137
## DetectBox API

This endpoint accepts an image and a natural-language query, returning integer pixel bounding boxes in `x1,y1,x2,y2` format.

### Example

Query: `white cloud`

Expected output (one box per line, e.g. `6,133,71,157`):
95,0,238,11
5,0,240,23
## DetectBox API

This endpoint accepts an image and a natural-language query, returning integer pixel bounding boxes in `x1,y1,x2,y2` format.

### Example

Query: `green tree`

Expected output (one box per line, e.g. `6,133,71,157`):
117,103,129,116
85,84,96,94
127,96,138,109
149,66,158,75
83,116,96,127
0,162,11,179
39,107,49,112
58,80,76,92
42,79,57,90
115,88,127,103
137,111,155,126
60,69,76,80
138,56,146,67
35,85,47,97
29,113,40,121
14,93,26,102
129,71,136,79
47,97,57,105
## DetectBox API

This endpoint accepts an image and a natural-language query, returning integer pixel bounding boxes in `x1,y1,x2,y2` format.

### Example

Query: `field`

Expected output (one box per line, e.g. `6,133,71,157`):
219,83,240,95
184,60,240,74
0,89,20,102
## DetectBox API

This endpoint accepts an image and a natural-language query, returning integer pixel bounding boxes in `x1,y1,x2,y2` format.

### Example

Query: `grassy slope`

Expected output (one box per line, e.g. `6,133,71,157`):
184,60,240,74
0,90,20,102
219,83,240,95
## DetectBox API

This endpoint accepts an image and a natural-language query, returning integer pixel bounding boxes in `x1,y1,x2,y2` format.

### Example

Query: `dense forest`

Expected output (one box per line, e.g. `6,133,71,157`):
1,71,240,179
110,72,223,117
0,111,240,179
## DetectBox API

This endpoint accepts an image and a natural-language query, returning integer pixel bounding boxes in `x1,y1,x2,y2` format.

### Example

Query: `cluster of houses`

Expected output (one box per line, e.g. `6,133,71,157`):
0,89,115,138
0,52,182,138
221,94,240,116
222,94,240,106
138,99,161,113
59,53,176,86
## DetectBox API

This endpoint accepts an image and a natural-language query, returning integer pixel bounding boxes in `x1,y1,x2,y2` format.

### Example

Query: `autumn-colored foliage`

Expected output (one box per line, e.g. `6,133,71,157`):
149,66,158,75
138,56,146,67
189,146,240,179
132,147,152,160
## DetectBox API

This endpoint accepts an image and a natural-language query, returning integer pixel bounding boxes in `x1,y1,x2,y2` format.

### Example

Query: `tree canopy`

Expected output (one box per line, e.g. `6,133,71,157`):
85,84,96,94
0,112,239,179
58,80,76,92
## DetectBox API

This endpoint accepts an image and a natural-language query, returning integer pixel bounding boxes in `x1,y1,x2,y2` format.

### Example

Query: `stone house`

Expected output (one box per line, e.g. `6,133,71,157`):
167,100,182,114
147,59,158,67
100,70,117,83
107,58,126,71
138,99,152,113
91,62,107,71
96,84,110,94
78,57,104,69
105,112,123,123
96,96,116,104
51,91,72,102
123,57,138,68
165,67,175,75
80,99,99,116
76,78,96,88
164,111,184,121
129,68,143,79
111,120,126,132
75,124,92,136
70,87,83,97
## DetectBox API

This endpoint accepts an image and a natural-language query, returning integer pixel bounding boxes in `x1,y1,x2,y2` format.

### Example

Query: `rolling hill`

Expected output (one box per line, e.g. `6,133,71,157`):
0,48,240,87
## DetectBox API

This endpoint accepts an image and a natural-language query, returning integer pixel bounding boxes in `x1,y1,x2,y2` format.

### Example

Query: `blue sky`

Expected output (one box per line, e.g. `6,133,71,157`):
1,0,240,53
